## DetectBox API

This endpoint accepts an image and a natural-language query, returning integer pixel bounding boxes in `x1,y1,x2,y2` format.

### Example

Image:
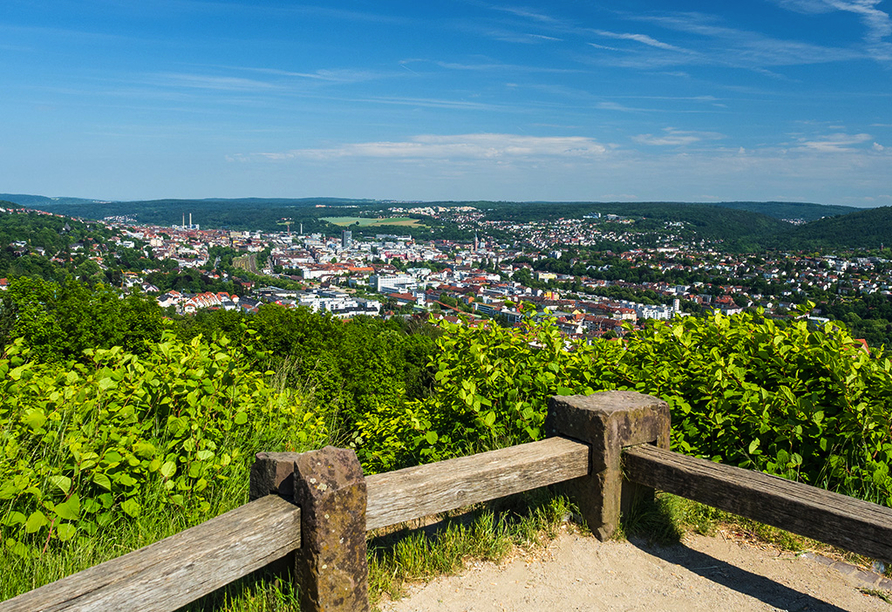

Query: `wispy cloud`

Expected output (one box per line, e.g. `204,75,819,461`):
225,66,399,83
636,12,862,66
355,96,508,111
775,0,891,41
796,132,873,151
633,127,725,146
593,30,688,53
487,5,562,25
587,42,624,52
148,72,279,91
430,59,579,74
244,133,608,161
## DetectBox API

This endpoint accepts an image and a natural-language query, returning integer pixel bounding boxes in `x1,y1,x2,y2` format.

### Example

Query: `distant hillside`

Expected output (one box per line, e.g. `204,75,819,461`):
15,193,884,250
477,201,789,248
21,197,380,232
0,193,106,207
772,206,892,250
707,201,855,222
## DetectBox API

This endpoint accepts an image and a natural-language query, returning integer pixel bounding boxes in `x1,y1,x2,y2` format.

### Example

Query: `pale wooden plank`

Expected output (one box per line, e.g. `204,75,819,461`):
365,437,590,531
0,495,301,612
623,444,892,560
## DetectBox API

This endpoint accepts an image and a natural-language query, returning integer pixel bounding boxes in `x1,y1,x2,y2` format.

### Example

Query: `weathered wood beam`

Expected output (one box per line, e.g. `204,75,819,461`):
0,495,301,612
365,436,589,531
623,444,892,561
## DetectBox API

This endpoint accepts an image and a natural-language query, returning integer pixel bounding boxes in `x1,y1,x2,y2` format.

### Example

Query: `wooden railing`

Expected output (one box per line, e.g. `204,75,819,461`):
2,390,891,612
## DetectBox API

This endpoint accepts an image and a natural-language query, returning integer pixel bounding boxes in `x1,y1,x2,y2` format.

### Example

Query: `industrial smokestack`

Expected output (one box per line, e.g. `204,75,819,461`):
189,213,193,228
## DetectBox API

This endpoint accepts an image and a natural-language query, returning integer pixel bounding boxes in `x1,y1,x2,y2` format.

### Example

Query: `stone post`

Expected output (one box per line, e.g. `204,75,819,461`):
546,391,670,541
250,446,369,612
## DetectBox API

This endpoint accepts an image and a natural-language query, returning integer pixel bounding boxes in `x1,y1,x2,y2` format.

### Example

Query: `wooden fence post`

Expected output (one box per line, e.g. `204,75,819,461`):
250,446,369,612
546,391,670,540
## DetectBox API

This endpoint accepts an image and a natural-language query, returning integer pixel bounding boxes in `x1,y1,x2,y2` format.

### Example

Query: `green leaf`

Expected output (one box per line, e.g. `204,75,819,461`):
425,431,439,445
92,472,112,490
47,475,72,496
24,510,49,534
121,498,141,517
54,494,80,520
104,451,123,465
115,474,137,487
5,538,32,559
195,449,214,461
1,511,26,527
160,461,177,478
56,523,76,542
483,411,496,427
748,439,760,454
234,411,248,426
22,409,47,431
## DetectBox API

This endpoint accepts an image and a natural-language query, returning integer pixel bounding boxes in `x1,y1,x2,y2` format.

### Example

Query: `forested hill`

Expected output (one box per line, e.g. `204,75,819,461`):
707,201,855,221
769,206,892,250
13,197,377,233
471,200,852,222
477,201,790,248
14,193,892,250
0,194,105,207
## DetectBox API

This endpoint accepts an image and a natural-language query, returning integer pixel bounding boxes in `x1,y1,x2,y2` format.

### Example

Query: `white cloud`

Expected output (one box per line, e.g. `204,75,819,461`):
637,12,863,66
796,132,873,151
633,127,725,146
593,30,687,53
489,6,561,25
253,133,608,161
587,42,624,52
874,142,886,151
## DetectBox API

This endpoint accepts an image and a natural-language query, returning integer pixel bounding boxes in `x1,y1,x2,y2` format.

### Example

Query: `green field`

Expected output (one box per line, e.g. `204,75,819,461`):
322,216,421,227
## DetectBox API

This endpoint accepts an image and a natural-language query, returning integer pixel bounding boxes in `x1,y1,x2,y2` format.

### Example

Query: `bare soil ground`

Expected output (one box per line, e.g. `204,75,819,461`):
379,529,892,612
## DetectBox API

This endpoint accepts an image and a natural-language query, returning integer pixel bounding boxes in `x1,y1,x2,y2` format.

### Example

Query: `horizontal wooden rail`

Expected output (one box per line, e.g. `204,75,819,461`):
623,444,892,561
365,436,590,531
0,495,301,612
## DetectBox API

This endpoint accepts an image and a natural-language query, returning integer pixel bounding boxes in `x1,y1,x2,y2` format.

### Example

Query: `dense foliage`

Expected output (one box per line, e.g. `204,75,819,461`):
356,309,892,506
779,205,892,250
0,334,326,559
0,277,164,361
178,306,437,436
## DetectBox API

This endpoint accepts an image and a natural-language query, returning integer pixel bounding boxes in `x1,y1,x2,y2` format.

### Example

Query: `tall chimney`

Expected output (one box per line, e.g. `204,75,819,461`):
189,213,193,228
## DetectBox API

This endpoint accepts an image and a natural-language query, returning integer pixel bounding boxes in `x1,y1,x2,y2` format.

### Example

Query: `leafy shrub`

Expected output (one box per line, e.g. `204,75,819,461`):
616,310,892,505
357,309,892,507
0,333,327,559
354,315,621,471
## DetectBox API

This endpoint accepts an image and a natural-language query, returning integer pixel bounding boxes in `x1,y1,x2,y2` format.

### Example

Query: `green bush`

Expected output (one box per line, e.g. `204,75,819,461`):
354,314,621,471
0,333,327,560
357,309,892,506
617,310,892,505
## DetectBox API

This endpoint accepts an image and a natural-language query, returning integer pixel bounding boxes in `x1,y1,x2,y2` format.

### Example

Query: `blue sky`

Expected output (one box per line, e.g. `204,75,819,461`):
2,0,891,206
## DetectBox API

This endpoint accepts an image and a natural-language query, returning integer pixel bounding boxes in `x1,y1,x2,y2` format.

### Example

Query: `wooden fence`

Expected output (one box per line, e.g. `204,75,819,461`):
2,390,891,612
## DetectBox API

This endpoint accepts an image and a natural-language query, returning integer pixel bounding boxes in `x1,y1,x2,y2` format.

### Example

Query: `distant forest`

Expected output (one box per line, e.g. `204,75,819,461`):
8,193,892,251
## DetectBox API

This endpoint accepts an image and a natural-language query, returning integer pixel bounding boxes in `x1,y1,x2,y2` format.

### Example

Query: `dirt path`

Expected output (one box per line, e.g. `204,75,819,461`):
380,530,892,612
